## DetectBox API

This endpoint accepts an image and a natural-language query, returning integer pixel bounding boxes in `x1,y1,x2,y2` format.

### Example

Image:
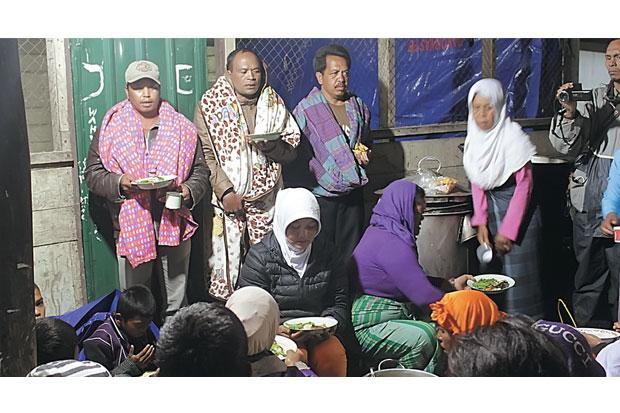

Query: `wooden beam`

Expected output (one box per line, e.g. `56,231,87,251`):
370,117,551,140
32,207,78,247
46,39,72,153
213,38,236,78
579,38,612,53
378,38,395,128
29,150,74,168
62,38,88,309
0,38,36,377
562,39,580,84
481,38,496,78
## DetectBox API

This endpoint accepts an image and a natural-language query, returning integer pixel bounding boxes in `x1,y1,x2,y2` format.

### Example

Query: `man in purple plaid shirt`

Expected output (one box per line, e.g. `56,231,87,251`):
292,44,372,259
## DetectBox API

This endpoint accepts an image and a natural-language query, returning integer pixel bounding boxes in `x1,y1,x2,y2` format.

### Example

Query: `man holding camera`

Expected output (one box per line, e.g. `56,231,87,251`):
549,39,620,328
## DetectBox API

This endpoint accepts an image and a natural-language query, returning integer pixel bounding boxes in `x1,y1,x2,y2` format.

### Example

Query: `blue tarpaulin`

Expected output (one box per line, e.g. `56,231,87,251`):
237,38,380,128
395,38,482,126
56,289,159,360
237,38,561,136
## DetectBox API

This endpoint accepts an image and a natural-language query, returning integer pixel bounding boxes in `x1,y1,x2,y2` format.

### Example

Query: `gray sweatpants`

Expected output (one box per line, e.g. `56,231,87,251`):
118,239,191,320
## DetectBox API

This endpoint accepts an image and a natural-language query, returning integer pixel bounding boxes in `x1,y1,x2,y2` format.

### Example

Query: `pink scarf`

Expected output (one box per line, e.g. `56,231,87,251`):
98,99,198,267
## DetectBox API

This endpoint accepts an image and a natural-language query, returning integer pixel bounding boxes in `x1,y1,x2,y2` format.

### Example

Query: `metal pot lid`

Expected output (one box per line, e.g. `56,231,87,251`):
423,208,472,216
425,202,471,212
425,195,471,204
374,184,471,198
425,187,471,197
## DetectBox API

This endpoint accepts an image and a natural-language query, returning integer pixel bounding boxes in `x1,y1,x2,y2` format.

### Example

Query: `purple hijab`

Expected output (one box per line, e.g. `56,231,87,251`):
370,179,418,247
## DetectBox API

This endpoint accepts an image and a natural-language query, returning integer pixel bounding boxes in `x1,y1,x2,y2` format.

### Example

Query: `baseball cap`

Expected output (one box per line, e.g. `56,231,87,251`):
125,60,160,85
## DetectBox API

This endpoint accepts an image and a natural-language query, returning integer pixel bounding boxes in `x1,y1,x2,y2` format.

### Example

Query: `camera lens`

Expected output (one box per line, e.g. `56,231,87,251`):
558,90,570,103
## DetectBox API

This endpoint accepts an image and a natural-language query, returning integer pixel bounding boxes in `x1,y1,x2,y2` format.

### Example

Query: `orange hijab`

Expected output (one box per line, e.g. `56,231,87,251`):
430,290,505,335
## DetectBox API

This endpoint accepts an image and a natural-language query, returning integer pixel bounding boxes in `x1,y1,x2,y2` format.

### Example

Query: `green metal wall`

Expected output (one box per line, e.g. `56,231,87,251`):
70,38,208,300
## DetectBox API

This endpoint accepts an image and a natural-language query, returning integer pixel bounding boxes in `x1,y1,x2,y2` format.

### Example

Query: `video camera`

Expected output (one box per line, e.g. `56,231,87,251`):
558,83,592,103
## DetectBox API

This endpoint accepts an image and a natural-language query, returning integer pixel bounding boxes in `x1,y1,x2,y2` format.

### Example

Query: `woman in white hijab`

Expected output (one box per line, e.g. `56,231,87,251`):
237,187,354,377
272,187,322,277
226,286,307,376
463,78,543,318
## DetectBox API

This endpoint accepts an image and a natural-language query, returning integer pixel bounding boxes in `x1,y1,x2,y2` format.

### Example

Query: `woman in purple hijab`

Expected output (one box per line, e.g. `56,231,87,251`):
350,179,472,373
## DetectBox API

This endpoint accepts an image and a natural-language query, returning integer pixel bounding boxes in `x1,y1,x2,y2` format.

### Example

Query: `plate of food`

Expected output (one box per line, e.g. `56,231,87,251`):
270,335,298,360
131,175,177,190
467,274,515,294
576,327,620,341
283,316,338,342
248,132,282,142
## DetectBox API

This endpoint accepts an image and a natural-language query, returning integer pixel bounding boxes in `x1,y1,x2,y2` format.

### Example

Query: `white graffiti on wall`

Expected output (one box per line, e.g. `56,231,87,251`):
81,63,104,102
176,64,193,95
79,106,99,222
88,107,98,141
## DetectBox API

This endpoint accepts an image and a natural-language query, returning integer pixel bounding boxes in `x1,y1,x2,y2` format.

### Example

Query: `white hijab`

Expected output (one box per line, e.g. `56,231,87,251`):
463,78,536,190
596,339,620,377
226,286,280,356
273,188,321,277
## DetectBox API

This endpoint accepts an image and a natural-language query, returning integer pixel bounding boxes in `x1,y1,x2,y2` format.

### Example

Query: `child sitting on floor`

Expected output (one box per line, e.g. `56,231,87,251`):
29,317,111,377
83,284,157,375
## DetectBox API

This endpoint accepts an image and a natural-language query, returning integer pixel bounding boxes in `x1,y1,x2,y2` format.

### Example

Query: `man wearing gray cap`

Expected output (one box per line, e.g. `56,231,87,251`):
85,60,210,321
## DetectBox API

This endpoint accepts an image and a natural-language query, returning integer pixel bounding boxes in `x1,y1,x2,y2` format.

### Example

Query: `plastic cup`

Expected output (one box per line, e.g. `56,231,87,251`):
476,243,493,263
165,192,182,210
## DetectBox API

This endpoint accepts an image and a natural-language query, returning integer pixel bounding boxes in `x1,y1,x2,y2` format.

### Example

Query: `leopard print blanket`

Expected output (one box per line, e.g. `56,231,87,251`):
199,76,300,300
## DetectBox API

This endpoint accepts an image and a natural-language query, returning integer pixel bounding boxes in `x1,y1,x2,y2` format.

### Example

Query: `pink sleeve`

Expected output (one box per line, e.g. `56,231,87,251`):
499,162,533,241
470,181,488,227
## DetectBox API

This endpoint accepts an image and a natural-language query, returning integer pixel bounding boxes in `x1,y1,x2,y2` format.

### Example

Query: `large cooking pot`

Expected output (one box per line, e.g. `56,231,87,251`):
417,209,474,279
364,359,438,377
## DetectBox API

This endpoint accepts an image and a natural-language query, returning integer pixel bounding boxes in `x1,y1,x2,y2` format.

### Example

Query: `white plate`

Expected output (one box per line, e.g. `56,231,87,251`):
283,316,338,332
248,132,282,142
283,317,338,344
577,328,620,341
270,335,298,360
131,174,177,190
467,274,515,295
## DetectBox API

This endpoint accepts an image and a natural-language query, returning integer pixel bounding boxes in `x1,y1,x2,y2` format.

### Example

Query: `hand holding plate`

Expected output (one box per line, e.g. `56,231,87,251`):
120,174,140,195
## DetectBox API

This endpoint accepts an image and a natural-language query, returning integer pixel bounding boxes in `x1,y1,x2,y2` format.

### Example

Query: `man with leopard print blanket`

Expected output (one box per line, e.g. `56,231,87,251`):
194,48,301,301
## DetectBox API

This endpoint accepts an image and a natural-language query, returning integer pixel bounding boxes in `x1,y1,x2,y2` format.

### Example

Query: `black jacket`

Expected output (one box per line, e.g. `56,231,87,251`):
238,231,349,332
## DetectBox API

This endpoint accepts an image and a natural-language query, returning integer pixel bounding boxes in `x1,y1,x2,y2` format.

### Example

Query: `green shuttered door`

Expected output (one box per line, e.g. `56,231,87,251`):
70,38,207,300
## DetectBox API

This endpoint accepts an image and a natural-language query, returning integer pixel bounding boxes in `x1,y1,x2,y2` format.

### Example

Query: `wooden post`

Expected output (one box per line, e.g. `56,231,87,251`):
562,38,580,84
378,38,396,128
482,38,496,79
213,38,236,78
0,38,36,376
